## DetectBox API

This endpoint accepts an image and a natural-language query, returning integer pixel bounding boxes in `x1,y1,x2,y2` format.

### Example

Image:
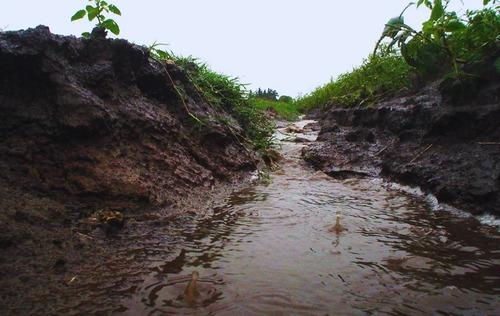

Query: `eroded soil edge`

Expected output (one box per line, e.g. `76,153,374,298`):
0,26,258,308
304,50,500,216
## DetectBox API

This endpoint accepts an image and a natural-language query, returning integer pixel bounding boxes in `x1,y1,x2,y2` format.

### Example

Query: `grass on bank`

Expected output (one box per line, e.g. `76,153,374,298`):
149,48,275,151
295,49,413,112
250,98,301,121
296,4,500,111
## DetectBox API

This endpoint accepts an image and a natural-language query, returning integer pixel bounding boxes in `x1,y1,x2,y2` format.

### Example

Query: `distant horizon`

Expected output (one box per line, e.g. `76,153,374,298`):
0,0,484,97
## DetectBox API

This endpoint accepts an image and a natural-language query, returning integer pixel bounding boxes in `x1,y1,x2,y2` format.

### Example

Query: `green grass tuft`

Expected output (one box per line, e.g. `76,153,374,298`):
295,49,413,111
149,47,275,151
250,98,300,121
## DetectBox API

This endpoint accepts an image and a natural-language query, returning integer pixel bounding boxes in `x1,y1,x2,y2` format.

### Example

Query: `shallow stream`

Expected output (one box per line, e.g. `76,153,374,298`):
33,120,500,315
114,120,500,315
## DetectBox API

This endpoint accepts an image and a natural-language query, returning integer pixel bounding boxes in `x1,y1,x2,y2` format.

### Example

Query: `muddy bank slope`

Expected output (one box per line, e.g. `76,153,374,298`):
0,27,256,258
304,52,500,216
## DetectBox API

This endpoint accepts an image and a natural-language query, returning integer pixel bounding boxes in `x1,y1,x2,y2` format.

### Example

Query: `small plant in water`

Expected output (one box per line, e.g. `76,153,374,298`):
71,0,122,38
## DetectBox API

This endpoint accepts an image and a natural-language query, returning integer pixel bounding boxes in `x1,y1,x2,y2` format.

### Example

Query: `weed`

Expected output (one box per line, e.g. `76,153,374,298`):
71,0,122,38
298,1,499,111
250,98,300,121
375,0,499,77
295,48,413,110
148,46,275,151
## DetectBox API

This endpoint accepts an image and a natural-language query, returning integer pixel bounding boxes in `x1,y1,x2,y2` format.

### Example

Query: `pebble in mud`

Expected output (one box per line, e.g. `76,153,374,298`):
285,126,303,134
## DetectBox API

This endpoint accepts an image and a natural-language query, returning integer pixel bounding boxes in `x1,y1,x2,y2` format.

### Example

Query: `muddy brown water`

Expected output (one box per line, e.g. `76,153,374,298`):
21,121,500,315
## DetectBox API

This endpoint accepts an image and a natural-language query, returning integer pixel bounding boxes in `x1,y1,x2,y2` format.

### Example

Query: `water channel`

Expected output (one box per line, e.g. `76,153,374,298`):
115,120,499,315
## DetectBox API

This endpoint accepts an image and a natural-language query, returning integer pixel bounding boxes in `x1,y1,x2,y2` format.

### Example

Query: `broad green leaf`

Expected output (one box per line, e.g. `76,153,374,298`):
71,10,86,21
430,0,444,21
422,20,434,33
87,6,99,21
445,20,466,31
108,4,121,15
102,19,120,35
417,0,432,8
82,32,91,39
401,38,420,67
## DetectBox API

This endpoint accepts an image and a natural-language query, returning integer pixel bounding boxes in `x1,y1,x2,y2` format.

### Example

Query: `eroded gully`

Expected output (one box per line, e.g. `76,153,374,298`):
38,120,500,315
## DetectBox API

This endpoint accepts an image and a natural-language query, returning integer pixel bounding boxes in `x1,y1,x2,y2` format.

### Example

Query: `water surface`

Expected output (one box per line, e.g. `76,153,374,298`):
115,121,499,315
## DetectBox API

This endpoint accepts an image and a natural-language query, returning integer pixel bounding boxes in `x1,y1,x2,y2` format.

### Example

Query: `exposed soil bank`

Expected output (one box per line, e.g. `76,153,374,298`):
0,26,256,307
304,51,500,216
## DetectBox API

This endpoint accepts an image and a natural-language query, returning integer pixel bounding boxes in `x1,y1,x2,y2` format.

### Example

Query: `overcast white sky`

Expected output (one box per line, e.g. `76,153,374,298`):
0,1,484,97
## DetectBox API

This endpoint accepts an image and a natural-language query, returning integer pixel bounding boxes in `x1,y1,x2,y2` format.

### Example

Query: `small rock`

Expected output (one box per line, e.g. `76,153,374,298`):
326,168,370,180
303,122,321,131
285,126,303,134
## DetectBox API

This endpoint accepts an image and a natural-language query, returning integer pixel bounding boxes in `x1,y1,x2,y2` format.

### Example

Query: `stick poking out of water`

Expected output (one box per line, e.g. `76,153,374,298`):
184,271,200,302
330,214,346,235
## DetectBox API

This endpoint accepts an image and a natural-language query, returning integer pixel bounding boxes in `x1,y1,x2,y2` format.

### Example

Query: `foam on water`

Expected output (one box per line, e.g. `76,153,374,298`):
385,182,500,230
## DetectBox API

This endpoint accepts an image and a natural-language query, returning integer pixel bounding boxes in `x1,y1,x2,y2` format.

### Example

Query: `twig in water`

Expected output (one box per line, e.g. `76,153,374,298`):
409,144,433,163
338,274,346,283
67,276,78,285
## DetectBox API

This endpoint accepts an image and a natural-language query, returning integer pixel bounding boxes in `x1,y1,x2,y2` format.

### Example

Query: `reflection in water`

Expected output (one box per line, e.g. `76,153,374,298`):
31,121,500,315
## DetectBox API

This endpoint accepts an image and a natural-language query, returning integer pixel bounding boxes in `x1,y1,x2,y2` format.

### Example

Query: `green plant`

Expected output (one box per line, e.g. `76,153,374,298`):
71,0,122,38
278,95,293,103
148,42,171,60
295,48,413,110
147,46,275,151
375,0,499,77
251,98,300,121
448,8,500,62
234,103,275,151
483,0,499,6
251,88,279,101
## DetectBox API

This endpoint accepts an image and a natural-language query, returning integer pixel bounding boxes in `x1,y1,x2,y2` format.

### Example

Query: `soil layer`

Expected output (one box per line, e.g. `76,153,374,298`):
304,50,500,216
0,26,256,310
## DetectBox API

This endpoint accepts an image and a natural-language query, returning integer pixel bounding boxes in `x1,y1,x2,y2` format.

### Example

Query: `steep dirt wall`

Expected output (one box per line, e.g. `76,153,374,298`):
0,26,257,249
304,51,500,216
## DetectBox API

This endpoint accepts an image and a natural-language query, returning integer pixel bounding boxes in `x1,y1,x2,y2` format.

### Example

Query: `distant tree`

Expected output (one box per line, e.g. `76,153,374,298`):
254,88,279,101
279,95,293,103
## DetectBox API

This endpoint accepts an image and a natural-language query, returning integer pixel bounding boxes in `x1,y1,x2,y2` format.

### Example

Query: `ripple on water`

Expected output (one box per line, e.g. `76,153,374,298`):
33,121,500,315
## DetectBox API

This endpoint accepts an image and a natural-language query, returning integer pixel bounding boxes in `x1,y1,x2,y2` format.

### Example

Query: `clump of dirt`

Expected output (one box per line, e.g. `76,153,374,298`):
304,49,500,216
0,26,257,310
